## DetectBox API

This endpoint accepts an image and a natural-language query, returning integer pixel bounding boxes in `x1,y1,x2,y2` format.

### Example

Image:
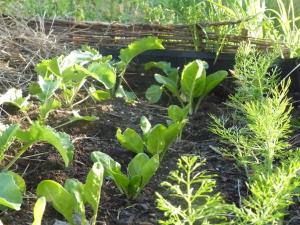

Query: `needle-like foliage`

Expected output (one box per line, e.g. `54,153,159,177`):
234,156,300,225
210,44,290,173
210,44,300,224
156,156,233,225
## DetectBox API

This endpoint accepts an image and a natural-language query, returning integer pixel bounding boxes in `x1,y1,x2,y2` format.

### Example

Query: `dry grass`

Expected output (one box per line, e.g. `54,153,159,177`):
0,14,68,90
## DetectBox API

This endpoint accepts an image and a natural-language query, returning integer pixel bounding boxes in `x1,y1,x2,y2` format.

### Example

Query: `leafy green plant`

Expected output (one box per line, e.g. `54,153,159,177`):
156,155,232,225
32,37,164,105
36,162,104,225
33,46,112,107
0,122,74,170
91,151,159,199
117,105,188,158
115,37,165,97
145,60,228,114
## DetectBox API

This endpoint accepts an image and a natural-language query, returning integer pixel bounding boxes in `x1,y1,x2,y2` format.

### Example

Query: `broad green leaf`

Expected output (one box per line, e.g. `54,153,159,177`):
116,128,144,153
69,111,98,123
144,61,175,75
167,105,189,123
15,123,74,167
128,153,159,198
128,153,151,178
154,74,178,96
140,154,159,188
36,180,75,224
91,151,129,195
0,172,24,210
29,76,61,102
115,85,136,102
32,197,46,225
64,179,86,224
83,162,104,225
145,85,162,103
60,49,102,71
0,88,30,111
7,171,26,194
140,116,151,135
39,99,61,123
0,125,19,160
88,62,116,89
35,57,61,78
164,122,183,147
146,124,167,155
119,37,164,68
91,151,121,174
61,64,91,83
203,70,228,96
180,60,206,99
90,89,111,101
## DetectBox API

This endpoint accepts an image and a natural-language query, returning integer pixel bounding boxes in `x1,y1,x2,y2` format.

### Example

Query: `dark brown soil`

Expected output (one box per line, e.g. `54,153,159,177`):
0,83,299,225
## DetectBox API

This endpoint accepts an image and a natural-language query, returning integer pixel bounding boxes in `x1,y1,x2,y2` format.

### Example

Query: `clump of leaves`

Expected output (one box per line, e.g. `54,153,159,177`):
32,37,164,106
116,105,188,158
145,60,227,114
156,155,232,225
91,151,159,199
0,122,74,170
0,122,74,211
37,162,104,225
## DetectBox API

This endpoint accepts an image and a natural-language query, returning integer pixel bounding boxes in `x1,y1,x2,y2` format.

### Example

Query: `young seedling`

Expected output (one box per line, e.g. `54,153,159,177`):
156,156,233,225
36,162,104,225
145,60,228,114
116,105,188,158
91,151,159,199
0,122,74,170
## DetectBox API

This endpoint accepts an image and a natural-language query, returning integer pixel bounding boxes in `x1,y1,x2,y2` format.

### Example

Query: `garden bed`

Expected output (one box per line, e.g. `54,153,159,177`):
1,91,245,225
0,16,300,225
0,72,300,225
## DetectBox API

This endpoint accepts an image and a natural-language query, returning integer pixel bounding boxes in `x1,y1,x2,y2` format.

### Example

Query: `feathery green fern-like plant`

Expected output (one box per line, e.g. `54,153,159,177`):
156,156,233,225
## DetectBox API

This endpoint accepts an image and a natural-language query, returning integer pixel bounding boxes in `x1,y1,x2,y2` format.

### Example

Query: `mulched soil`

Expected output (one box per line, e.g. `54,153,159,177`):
0,76,300,225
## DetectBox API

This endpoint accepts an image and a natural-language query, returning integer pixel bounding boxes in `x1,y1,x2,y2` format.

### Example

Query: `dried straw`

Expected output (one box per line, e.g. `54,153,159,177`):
0,15,68,91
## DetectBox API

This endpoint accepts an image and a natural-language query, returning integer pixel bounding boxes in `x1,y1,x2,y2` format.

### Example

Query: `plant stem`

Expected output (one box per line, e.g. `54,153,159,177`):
54,120,74,129
186,161,193,225
113,69,126,96
71,94,90,108
194,96,204,114
4,143,32,170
